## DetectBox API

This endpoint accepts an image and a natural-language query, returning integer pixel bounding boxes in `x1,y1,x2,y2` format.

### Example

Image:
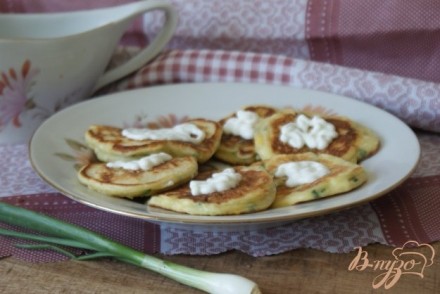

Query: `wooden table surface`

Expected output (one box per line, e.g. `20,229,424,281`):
1,242,438,294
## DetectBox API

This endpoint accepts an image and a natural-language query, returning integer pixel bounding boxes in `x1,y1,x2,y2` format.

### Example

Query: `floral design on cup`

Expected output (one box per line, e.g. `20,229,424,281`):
0,60,41,129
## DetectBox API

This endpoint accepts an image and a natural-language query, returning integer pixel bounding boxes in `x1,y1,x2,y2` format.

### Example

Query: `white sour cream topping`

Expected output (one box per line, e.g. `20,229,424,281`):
275,161,330,187
122,123,206,144
190,168,242,196
279,114,338,150
223,110,260,140
106,152,172,171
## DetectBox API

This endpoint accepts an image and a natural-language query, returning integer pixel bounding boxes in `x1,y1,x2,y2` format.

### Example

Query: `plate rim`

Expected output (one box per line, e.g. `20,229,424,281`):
29,82,421,225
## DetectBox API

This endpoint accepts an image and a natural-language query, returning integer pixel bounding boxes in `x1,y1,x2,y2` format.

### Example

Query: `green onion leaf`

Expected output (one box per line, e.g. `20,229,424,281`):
0,201,260,294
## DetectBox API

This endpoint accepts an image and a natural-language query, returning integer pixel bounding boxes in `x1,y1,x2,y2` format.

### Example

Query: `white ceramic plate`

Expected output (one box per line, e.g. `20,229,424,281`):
30,83,420,226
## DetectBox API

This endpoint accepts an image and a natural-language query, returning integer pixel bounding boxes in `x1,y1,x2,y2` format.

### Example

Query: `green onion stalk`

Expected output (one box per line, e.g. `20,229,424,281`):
0,202,260,294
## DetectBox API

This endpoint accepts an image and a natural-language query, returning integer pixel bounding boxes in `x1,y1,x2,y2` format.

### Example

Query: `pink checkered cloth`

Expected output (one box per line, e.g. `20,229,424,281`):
1,49,440,262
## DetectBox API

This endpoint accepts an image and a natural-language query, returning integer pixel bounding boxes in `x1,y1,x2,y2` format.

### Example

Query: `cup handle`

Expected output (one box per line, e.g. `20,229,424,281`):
92,1,178,93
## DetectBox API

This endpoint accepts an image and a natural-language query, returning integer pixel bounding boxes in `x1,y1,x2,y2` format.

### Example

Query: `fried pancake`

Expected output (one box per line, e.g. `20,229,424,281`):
84,119,223,164
214,105,277,165
256,152,367,208
77,156,198,199
147,166,276,215
254,110,380,162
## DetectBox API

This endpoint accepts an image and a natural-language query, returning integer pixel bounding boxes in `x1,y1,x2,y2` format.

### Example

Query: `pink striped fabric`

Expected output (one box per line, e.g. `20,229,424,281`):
4,0,440,82
306,0,440,83
372,176,440,246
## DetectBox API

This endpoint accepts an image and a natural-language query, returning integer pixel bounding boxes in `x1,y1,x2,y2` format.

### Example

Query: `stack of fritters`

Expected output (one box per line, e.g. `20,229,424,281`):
77,104,380,215
85,119,222,164
214,105,277,165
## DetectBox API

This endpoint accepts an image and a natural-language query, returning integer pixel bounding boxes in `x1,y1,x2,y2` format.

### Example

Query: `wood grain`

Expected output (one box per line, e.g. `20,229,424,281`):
1,242,438,293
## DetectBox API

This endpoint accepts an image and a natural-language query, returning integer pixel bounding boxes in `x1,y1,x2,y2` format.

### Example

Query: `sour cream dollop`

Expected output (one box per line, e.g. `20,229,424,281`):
190,168,242,196
122,123,205,144
279,114,338,150
106,152,172,171
223,110,260,140
275,161,330,187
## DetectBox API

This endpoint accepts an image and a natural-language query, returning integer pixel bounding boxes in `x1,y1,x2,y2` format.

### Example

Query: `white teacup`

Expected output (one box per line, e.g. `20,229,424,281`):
0,0,177,144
